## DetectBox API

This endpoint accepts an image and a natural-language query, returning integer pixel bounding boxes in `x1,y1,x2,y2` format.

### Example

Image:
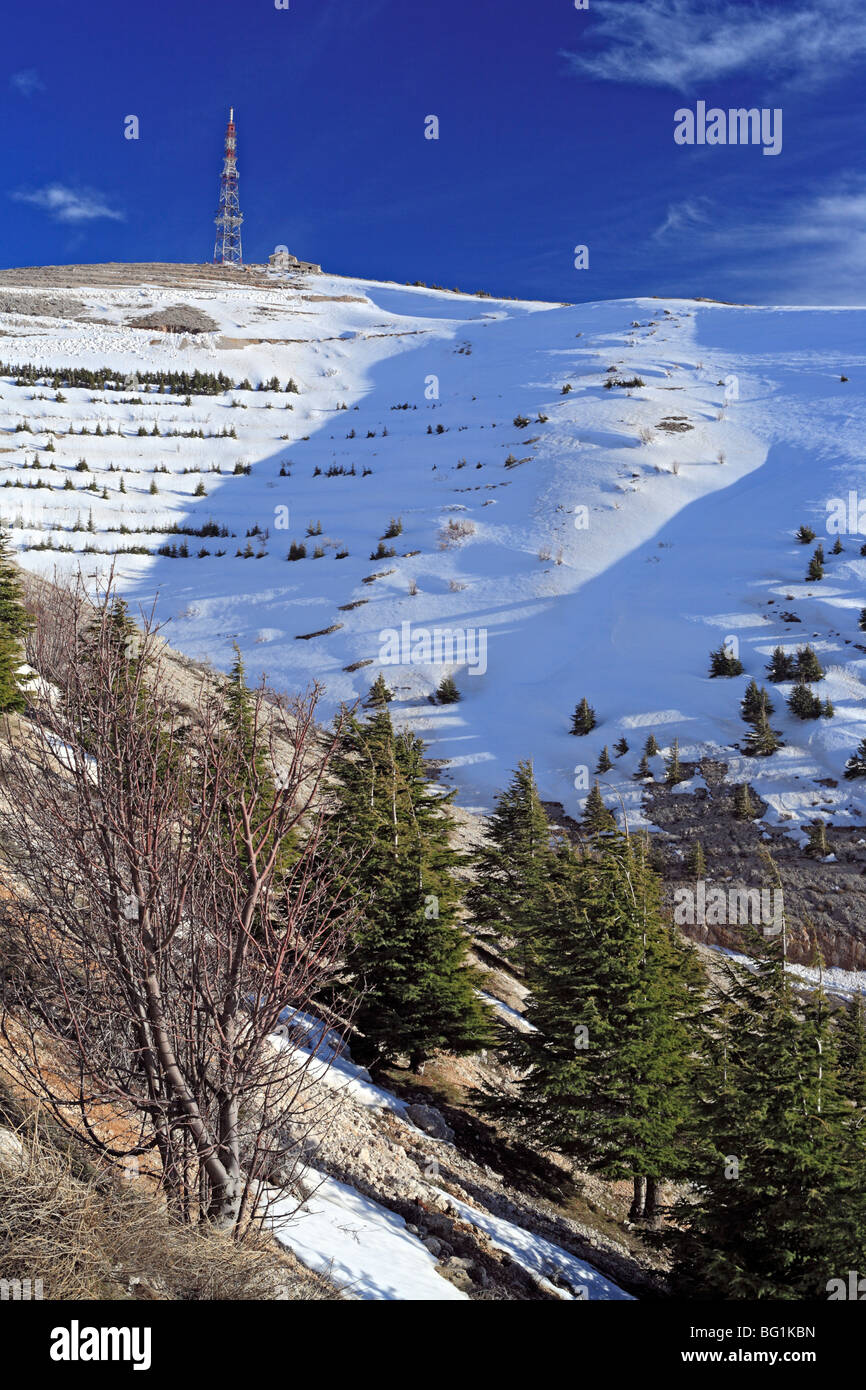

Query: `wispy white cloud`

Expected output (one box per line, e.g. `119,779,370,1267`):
760,180,866,302
11,184,125,224
9,68,45,97
648,176,866,303
562,0,866,92
653,197,714,241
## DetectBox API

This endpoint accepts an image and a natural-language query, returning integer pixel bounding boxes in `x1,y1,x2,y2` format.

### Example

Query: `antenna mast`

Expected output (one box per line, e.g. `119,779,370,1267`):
213,108,243,265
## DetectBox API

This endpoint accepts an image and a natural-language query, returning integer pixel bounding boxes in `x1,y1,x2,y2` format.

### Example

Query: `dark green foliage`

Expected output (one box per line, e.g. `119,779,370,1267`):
740,679,774,724
844,737,866,780
466,760,555,969
766,647,796,682
325,703,493,1069
0,530,33,712
709,644,744,678
570,697,596,736
733,783,758,820
485,834,704,1217
787,682,823,720
795,645,825,682
0,361,245,396
688,841,706,877
742,708,782,757
807,550,824,581
582,781,615,833
435,674,460,704
665,737,687,785
370,541,396,561
643,733,660,758
667,933,866,1299
795,524,815,544
838,997,866,1108
614,737,629,757
365,674,394,708
595,745,613,774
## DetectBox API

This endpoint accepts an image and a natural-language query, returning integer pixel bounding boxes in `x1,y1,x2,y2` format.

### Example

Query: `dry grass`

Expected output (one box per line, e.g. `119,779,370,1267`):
437,517,476,549
0,1087,340,1302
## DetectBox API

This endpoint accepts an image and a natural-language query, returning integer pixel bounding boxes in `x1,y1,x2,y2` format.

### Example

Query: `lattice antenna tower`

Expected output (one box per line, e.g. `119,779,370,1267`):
213,107,243,265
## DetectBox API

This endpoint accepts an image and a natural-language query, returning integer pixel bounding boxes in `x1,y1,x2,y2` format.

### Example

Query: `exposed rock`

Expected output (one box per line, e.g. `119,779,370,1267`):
406,1102,455,1143
0,292,86,320
127,304,219,335
0,1127,25,1173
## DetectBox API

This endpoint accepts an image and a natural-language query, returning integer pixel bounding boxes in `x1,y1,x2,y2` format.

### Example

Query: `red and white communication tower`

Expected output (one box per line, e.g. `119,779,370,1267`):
213,107,243,265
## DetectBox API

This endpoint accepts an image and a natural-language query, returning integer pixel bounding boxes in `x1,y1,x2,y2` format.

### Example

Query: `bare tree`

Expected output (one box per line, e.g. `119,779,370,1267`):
0,579,356,1232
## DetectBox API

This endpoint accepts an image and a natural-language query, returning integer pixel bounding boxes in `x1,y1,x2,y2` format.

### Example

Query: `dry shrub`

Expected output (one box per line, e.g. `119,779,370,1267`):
0,1094,339,1302
437,517,476,549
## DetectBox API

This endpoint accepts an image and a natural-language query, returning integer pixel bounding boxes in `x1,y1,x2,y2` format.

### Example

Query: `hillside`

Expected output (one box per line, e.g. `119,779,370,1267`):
2,264,866,974
3,263,866,1304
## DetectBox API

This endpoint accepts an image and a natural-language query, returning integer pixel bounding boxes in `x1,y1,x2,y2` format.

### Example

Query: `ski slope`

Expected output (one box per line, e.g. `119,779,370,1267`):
2,269,865,831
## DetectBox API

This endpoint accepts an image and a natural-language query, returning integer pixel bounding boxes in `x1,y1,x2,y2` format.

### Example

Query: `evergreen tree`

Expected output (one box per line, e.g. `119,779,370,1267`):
635,752,653,780
688,841,707,877
595,745,613,774
838,996,866,1109
665,737,687,785
709,644,744,677
740,679,774,724
614,737,629,757
742,708,782,757
823,698,835,718
365,673,394,708
859,608,866,633
570,697,596,736
807,551,824,581
217,648,296,901
582,781,616,834
733,783,758,820
844,738,866,780
326,702,492,1070
0,529,31,638
643,732,660,758
805,819,830,859
487,834,705,1223
668,934,866,1298
435,674,460,704
766,647,795,682
0,629,26,714
796,646,825,682
466,760,555,970
795,524,816,544
0,530,32,713
831,537,844,555
788,682,823,720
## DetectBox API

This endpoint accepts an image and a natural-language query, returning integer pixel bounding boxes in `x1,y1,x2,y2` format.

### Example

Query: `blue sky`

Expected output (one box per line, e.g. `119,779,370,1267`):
4,0,864,304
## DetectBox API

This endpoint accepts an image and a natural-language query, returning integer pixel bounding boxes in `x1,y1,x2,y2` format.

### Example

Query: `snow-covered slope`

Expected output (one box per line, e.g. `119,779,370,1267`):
2,268,865,831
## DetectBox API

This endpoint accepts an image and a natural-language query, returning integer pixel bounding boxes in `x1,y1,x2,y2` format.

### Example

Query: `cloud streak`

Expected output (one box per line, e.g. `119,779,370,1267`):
11,184,125,224
652,196,714,241
9,68,45,97
649,177,866,303
562,0,866,92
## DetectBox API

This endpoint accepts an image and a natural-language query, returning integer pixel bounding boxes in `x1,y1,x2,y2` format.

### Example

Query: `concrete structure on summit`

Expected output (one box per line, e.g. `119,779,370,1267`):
268,247,321,275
